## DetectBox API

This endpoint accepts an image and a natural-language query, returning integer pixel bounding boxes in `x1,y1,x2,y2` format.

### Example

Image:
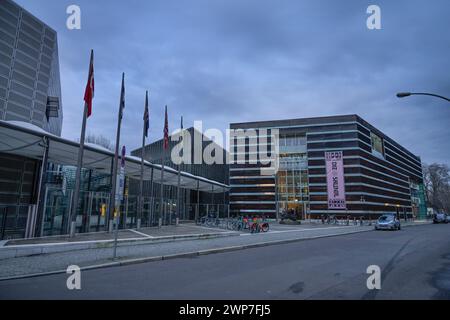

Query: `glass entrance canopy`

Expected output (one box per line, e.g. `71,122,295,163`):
0,120,229,193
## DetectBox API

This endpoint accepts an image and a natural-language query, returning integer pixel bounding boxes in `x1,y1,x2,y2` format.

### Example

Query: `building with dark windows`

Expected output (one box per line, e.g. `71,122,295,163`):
131,127,229,221
133,127,228,185
0,0,63,136
229,115,427,220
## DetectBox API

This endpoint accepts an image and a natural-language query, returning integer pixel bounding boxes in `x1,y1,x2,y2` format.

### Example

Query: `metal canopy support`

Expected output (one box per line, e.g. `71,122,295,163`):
35,137,49,238
107,156,114,231
274,174,279,222
176,164,181,226
195,180,200,222
148,166,154,227
211,185,215,218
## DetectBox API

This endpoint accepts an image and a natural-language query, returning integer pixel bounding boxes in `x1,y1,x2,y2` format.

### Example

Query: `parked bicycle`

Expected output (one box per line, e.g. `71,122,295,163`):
197,215,220,228
249,216,270,233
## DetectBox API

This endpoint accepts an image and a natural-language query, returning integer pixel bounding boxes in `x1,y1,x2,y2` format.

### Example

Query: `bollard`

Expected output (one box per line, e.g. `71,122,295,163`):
158,217,162,228
108,219,114,233
176,217,179,226
69,221,76,237
137,218,141,229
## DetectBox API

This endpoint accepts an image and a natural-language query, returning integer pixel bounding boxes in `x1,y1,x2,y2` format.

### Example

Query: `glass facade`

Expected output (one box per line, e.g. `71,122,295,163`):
276,134,309,218
0,0,63,136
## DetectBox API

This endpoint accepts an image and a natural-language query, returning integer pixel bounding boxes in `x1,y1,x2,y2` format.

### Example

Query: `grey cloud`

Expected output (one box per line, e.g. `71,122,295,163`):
14,0,450,165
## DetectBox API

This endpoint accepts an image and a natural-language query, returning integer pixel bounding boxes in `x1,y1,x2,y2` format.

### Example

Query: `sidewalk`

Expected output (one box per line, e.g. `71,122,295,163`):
0,220,431,280
0,224,238,259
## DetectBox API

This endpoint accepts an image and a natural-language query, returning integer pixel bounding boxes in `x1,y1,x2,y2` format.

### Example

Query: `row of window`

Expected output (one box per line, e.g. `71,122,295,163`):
0,6,55,95
278,134,307,147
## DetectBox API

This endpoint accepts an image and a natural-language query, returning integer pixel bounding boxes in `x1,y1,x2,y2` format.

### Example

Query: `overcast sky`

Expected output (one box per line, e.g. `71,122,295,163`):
15,0,450,165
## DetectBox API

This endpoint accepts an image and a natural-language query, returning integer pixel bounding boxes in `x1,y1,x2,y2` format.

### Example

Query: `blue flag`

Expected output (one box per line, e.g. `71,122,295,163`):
144,91,149,137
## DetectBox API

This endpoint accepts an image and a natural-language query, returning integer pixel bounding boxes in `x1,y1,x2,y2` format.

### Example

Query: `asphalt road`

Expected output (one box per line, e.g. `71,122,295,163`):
1,224,449,299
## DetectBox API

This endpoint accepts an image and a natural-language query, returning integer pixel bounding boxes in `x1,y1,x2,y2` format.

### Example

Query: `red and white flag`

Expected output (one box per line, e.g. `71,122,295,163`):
84,50,94,117
163,105,169,150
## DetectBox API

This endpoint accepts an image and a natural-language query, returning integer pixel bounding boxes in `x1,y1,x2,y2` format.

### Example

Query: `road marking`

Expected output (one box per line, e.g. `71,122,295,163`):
237,226,368,236
267,226,364,234
181,224,232,233
128,229,154,238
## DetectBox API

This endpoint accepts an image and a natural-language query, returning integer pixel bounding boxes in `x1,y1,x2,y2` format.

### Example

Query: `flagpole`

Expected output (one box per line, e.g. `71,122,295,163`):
69,103,88,237
138,91,149,229
69,49,93,238
159,106,168,228
109,73,125,238
159,147,165,228
176,116,183,225
113,146,125,259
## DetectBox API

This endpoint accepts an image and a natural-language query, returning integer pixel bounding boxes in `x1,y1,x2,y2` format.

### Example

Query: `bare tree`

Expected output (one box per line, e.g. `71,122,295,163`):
423,163,450,213
84,133,114,151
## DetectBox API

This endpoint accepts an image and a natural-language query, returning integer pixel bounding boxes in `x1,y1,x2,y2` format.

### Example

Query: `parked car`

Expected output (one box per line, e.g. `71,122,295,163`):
375,214,401,231
433,212,448,224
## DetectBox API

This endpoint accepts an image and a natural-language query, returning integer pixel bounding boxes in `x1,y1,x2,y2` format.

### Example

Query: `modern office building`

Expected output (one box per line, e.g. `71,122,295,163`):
131,126,229,221
0,0,63,239
133,127,228,184
229,115,427,220
0,0,63,136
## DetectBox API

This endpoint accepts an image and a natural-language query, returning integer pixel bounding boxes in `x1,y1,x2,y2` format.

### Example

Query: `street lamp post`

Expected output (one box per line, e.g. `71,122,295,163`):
396,92,450,102
397,91,448,222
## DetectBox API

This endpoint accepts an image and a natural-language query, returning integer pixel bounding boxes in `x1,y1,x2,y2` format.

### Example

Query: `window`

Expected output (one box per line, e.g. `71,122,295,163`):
371,132,384,158
15,51,39,69
279,134,306,147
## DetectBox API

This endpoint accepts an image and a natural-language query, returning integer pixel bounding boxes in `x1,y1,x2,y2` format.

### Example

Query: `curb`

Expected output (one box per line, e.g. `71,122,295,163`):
0,228,372,282
0,231,238,260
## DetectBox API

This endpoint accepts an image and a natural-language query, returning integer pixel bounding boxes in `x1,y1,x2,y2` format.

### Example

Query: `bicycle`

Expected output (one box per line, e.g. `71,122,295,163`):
249,219,270,233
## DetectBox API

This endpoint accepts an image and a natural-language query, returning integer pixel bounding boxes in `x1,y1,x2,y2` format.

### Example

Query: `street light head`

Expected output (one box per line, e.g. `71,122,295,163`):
396,92,411,98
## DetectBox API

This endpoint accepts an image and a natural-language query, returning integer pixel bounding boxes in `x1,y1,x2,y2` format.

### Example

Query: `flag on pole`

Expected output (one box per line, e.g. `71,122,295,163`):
111,73,125,259
163,105,169,150
120,145,126,168
144,91,149,138
119,73,125,120
84,50,94,117
70,50,94,237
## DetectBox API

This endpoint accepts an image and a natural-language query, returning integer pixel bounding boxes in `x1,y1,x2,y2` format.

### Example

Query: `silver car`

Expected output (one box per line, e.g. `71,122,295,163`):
375,214,401,231
433,212,448,224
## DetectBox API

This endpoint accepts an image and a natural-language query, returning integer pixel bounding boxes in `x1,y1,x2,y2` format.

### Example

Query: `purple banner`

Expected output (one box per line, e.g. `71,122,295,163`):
325,151,347,210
